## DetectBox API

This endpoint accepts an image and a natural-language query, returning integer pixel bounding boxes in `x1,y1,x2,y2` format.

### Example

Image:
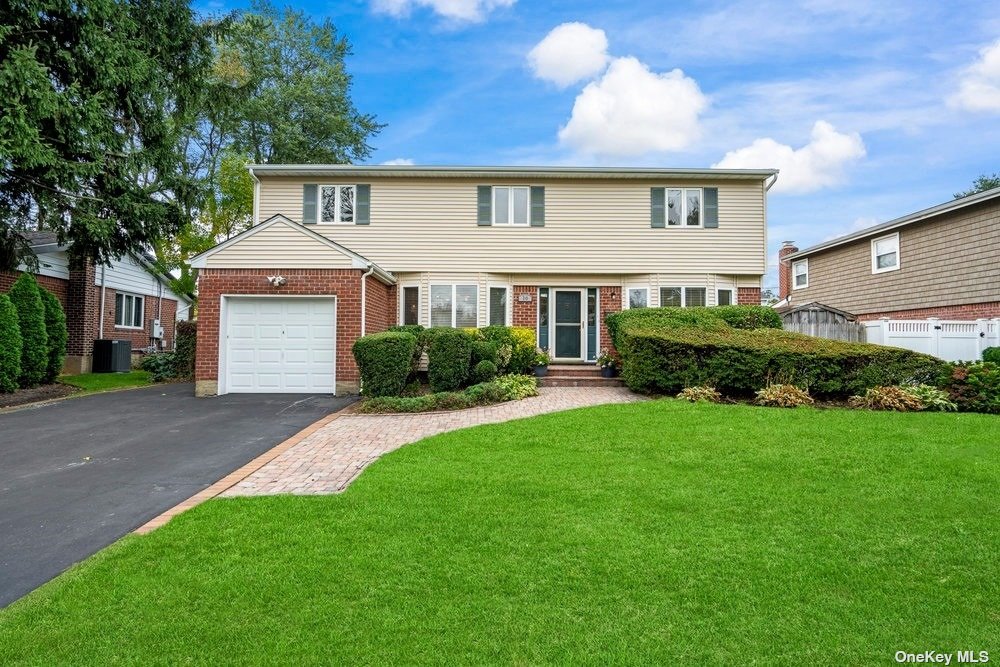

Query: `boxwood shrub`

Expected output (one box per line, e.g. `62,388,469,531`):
352,331,418,397
0,294,23,393
427,328,473,391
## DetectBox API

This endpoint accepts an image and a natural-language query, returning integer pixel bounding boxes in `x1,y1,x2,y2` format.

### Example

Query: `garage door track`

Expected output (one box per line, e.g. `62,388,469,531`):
0,383,353,607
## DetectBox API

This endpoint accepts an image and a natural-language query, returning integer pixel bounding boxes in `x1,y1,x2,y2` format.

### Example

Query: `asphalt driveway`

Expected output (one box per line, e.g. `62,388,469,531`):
0,383,352,607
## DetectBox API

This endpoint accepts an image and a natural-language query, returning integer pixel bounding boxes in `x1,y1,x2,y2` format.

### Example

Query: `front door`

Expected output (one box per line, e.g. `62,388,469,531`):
553,289,584,360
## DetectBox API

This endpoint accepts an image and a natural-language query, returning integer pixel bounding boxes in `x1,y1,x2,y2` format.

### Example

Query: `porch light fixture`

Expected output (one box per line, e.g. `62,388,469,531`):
267,275,287,287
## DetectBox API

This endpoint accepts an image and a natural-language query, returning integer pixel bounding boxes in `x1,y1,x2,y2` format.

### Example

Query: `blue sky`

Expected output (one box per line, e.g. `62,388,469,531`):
207,0,1000,290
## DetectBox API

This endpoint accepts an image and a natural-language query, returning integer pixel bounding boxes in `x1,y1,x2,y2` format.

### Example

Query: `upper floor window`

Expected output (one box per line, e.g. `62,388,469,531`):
320,185,355,224
667,188,702,226
628,287,648,309
660,286,706,307
115,292,144,328
492,186,529,225
430,284,478,328
871,233,899,273
792,259,808,289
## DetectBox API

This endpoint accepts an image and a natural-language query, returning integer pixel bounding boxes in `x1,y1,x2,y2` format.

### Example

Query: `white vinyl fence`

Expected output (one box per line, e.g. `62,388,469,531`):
863,318,1000,362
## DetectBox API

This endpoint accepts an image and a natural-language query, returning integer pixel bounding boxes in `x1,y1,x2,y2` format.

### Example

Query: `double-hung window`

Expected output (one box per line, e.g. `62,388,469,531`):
667,188,702,226
115,292,144,328
492,186,529,225
792,259,808,289
871,233,899,273
627,287,649,309
430,285,478,328
660,286,706,307
401,286,419,325
320,185,356,224
488,286,509,326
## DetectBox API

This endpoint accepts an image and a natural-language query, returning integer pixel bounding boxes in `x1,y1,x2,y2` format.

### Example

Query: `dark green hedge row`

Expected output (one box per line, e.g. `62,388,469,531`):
618,326,949,397
352,331,418,397
606,305,782,348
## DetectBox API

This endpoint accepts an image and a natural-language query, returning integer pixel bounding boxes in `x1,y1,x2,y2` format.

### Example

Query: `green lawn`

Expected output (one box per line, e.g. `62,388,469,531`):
1,401,997,664
58,370,153,393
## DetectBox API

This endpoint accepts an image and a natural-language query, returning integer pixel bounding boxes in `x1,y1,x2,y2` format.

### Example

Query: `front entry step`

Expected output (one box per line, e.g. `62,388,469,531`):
540,376,625,388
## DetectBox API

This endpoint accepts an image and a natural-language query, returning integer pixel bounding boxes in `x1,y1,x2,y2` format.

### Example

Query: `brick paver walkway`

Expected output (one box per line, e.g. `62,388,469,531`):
222,387,643,496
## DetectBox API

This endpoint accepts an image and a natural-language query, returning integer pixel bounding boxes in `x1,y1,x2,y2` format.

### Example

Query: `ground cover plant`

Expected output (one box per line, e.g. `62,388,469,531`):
59,371,154,393
358,374,538,413
0,401,996,664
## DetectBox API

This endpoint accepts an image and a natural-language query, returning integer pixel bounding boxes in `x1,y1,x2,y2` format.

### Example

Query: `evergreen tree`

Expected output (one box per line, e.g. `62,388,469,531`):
0,294,23,393
39,289,68,382
7,274,47,387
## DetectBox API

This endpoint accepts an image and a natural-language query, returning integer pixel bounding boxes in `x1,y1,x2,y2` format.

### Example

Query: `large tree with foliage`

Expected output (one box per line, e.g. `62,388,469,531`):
955,173,1000,198
0,0,218,270
152,0,382,295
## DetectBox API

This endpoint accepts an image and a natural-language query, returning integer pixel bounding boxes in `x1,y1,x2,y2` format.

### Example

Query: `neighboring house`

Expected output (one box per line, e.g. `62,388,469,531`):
778,186,1000,321
0,231,194,374
189,164,778,396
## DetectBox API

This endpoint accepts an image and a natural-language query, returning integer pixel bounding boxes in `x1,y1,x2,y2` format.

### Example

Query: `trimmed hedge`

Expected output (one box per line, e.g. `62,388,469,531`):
606,305,781,346
358,374,538,413
983,347,1000,364
353,331,418,397
8,273,48,388
174,320,197,379
427,328,473,391
39,288,67,382
0,294,23,393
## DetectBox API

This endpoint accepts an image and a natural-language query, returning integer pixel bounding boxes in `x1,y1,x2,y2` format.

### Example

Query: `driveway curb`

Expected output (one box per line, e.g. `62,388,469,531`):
133,401,356,534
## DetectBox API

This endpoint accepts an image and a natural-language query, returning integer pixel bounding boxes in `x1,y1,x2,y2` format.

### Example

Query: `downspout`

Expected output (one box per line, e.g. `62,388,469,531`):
98,264,106,339
249,167,261,225
360,263,375,336
157,279,163,349
765,173,779,191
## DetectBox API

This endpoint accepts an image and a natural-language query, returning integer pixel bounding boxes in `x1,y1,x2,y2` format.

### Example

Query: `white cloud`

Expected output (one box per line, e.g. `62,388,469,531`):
949,40,1000,112
712,121,866,193
380,158,415,165
371,0,514,22
557,57,708,157
527,23,609,88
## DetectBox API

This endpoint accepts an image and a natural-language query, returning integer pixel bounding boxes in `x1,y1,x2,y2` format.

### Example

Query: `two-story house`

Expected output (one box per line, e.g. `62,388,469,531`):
778,186,1000,321
190,165,777,396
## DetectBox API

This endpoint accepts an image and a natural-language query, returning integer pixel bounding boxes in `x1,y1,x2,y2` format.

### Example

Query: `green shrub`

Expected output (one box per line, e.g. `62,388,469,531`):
38,288,67,382
982,347,1000,364
509,327,537,373
676,386,722,403
0,294,23,393
174,320,197,379
755,384,814,408
479,326,517,372
849,386,925,412
902,384,957,412
940,362,1000,414
352,331,417,397
388,325,429,374
616,324,947,398
358,374,538,413
140,353,177,382
471,359,498,383
427,328,473,391
471,339,498,366
7,273,48,388
493,373,539,400
606,305,781,349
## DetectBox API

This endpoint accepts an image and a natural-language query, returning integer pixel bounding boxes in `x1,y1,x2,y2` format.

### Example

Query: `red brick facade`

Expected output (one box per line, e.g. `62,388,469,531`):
0,271,69,308
100,289,180,352
599,285,622,355
857,301,1000,321
777,242,799,300
738,287,762,305
512,285,537,328
195,268,394,396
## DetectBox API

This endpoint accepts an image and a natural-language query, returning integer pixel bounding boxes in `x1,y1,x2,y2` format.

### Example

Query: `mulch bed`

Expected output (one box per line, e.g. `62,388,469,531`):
0,383,78,409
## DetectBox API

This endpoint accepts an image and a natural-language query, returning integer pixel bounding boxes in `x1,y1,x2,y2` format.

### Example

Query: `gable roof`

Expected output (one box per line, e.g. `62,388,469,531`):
249,164,779,182
788,185,1000,260
189,214,395,284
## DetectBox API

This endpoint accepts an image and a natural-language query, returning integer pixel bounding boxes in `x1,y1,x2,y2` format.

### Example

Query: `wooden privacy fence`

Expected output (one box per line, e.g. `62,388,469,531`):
780,307,866,342
863,318,1000,362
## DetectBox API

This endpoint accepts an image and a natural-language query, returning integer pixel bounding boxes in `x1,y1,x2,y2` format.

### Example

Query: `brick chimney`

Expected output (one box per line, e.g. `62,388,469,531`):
778,241,798,300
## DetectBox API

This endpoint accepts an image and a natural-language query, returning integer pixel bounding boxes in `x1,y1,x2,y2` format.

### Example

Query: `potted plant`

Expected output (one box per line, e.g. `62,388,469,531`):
597,349,619,378
533,349,550,377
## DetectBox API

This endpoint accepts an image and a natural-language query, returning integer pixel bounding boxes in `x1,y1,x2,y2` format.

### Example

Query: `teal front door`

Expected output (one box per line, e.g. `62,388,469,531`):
553,290,584,360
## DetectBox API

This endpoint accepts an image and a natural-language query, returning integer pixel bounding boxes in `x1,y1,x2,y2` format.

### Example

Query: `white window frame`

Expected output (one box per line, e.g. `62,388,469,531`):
871,232,900,274
716,288,735,306
114,292,145,329
659,286,706,308
665,187,703,228
399,284,421,326
491,186,530,226
319,184,357,224
626,286,649,309
429,283,479,328
792,259,809,289
487,284,510,326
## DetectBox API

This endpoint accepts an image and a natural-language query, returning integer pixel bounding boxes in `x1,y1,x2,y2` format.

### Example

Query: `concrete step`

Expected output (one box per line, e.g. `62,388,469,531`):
539,376,625,388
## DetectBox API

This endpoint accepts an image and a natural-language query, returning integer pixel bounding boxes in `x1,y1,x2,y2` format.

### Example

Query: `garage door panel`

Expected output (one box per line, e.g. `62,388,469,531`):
224,297,336,394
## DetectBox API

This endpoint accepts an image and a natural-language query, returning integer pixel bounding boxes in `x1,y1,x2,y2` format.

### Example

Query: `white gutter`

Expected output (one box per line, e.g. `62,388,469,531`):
765,173,779,191
98,264,106,339
360,263,376,336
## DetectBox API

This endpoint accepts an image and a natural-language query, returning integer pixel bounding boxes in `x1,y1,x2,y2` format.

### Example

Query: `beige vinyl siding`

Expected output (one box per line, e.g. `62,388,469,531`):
258,176,767,274
204,220,356,269
788,201,1000,314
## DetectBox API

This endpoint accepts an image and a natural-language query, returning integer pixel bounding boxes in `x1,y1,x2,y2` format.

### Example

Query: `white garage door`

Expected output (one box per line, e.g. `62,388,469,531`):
224,297,336,393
